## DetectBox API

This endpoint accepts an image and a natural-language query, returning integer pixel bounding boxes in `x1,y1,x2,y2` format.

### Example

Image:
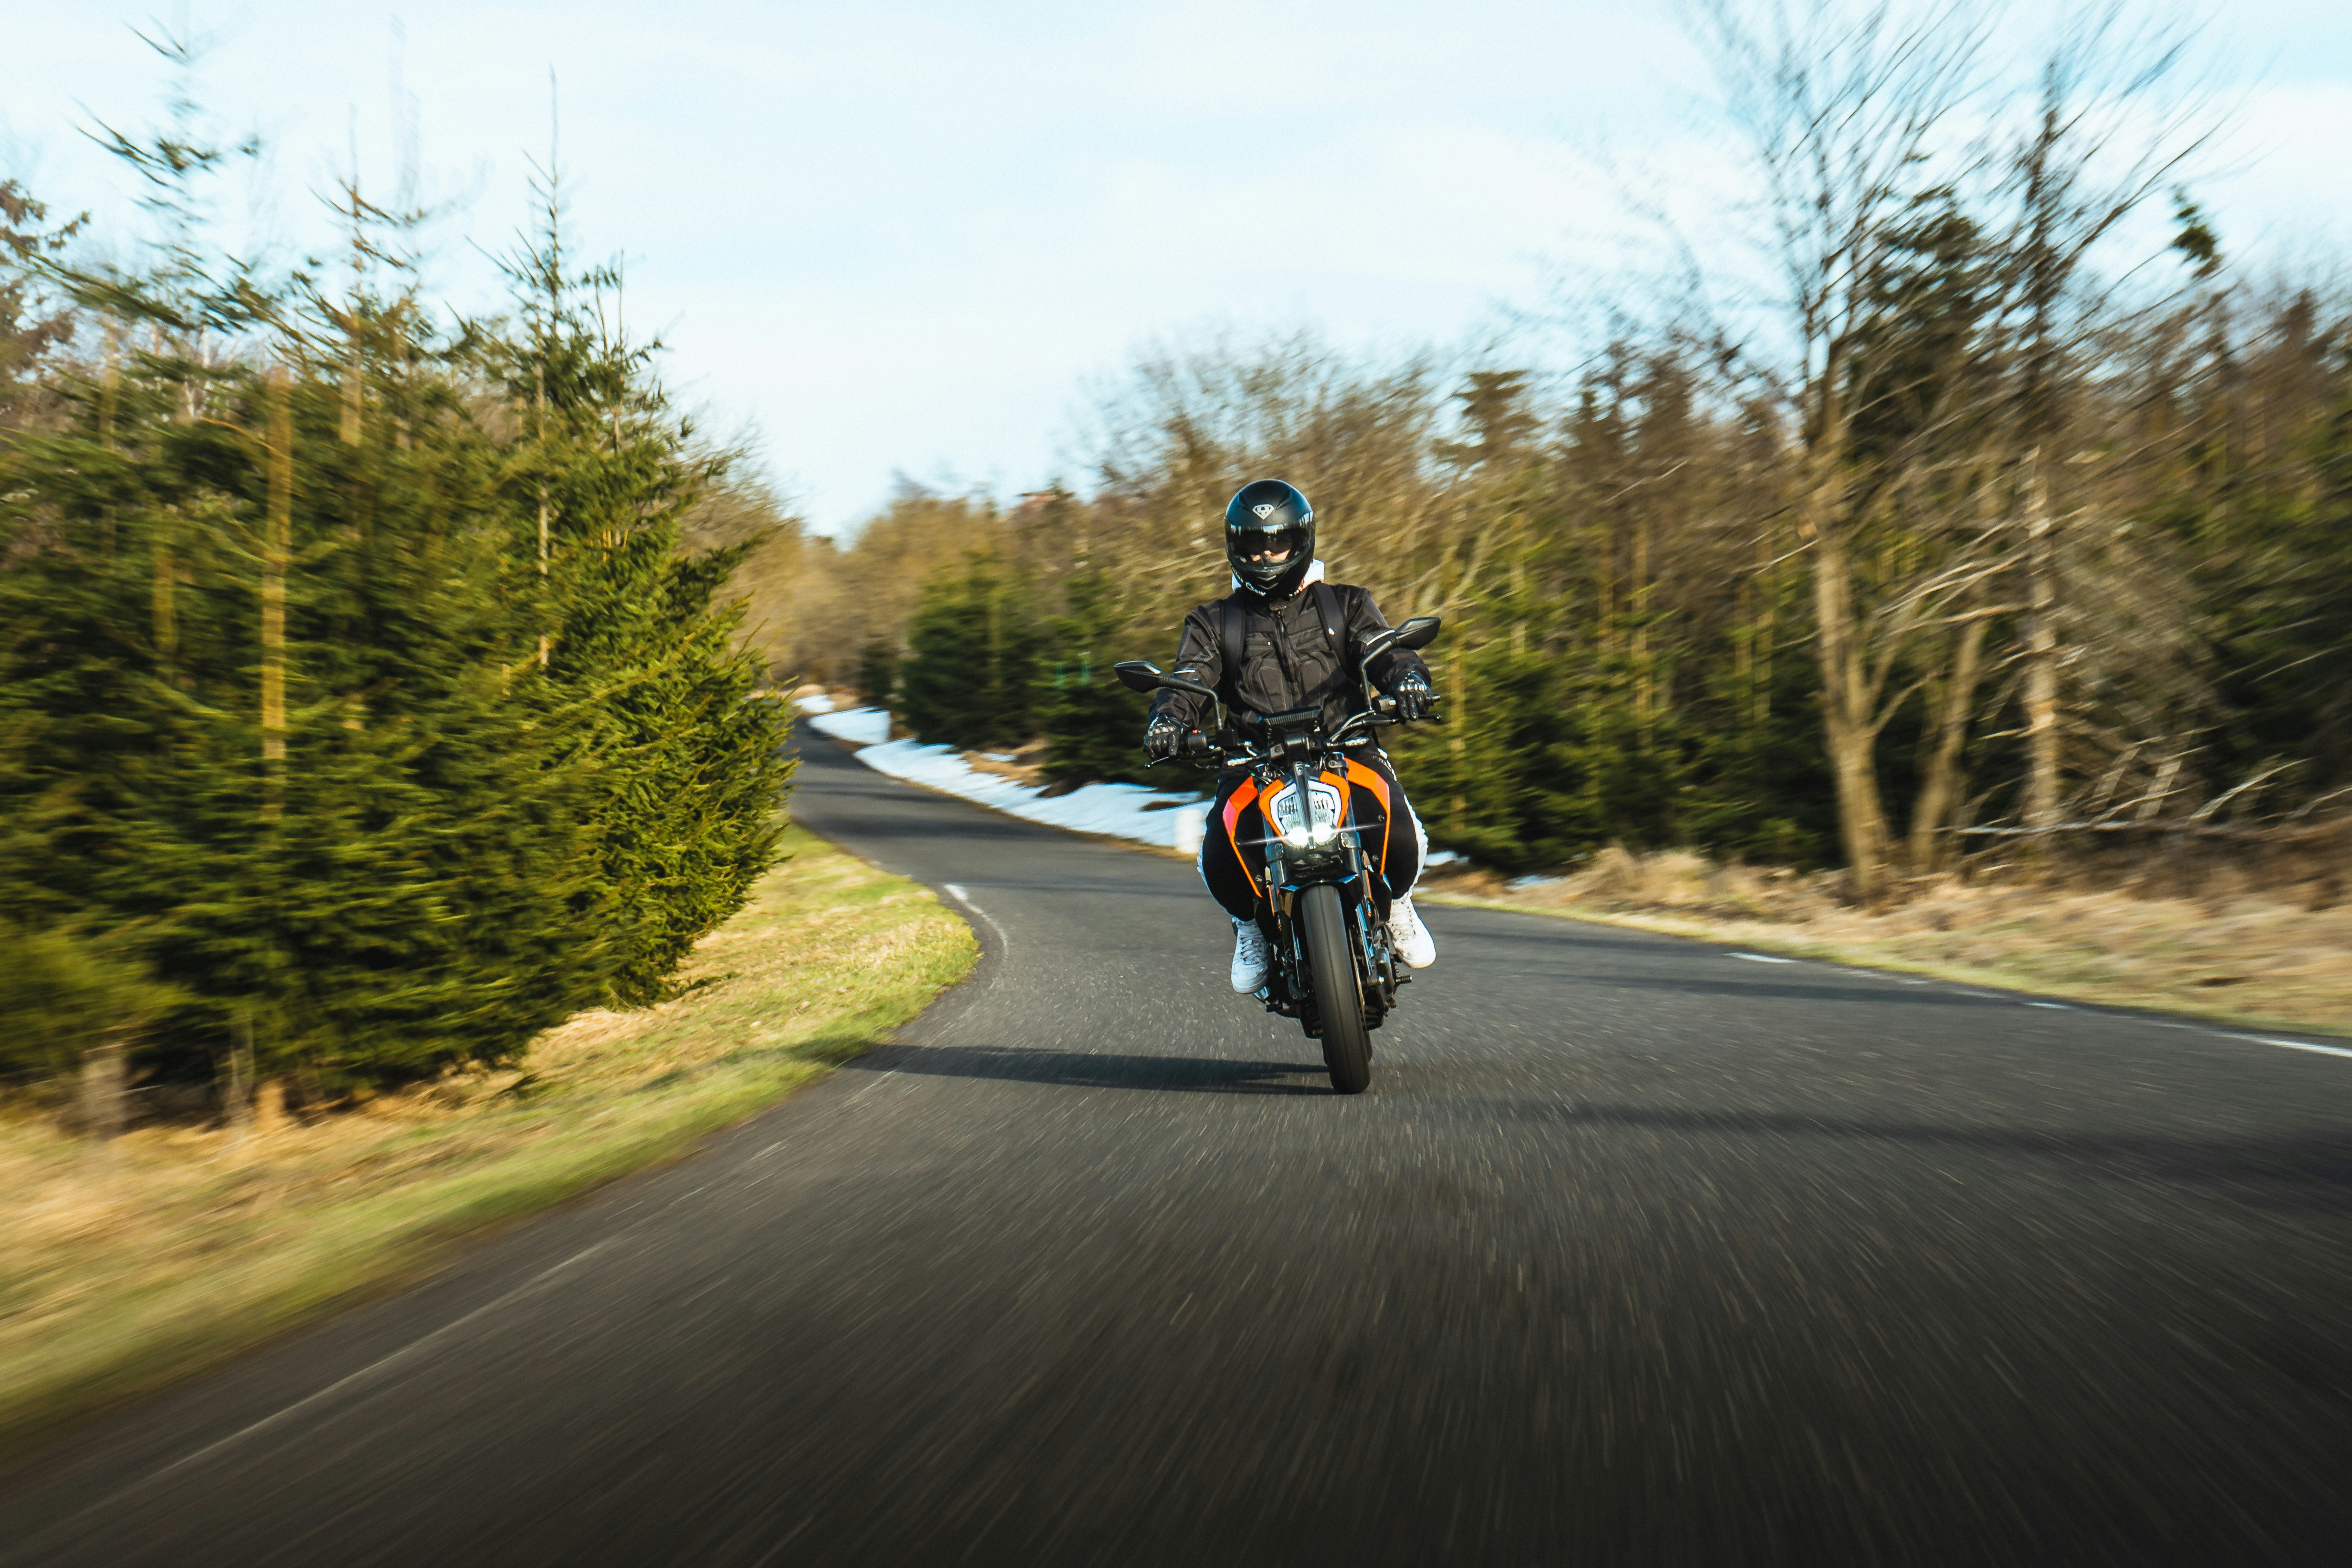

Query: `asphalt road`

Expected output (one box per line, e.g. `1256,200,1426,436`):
4,731,2350,1566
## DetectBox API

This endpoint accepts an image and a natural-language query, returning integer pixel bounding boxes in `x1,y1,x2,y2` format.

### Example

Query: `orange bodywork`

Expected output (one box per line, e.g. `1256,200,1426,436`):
1342,758,1392,875
1222,758,1393,895
1221,776,1264,897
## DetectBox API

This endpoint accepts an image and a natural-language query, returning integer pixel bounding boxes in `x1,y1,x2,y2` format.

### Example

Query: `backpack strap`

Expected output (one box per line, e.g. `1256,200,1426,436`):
1219,595,1246,709
1308,580,1356,686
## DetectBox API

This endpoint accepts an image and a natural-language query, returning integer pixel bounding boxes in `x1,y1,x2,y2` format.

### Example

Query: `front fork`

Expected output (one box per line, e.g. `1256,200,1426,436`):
1260,843,1398,1030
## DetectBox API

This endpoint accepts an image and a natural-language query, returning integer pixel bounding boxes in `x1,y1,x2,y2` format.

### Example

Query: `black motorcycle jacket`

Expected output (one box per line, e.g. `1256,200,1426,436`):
1147,575,1431,741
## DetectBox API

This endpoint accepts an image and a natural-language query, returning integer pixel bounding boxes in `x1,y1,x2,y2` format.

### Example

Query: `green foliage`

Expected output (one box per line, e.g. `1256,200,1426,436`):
898,554,1039,750
0,134,790,1094
0,339,608,1092
0,926,175,1080
2187,367,2352,791
497,222,792,1005
1035,570,1156,789
853,637,898,709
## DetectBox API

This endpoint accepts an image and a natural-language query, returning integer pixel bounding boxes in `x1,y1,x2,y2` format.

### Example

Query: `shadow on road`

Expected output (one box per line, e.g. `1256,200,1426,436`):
849,1044,1332,1095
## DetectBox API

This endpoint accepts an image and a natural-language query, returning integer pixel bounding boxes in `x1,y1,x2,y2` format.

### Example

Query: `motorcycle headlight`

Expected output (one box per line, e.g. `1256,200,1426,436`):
1268,781,1344,850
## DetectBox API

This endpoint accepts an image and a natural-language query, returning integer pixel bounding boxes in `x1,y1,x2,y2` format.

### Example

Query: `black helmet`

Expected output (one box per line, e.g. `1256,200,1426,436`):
1224,479,1316,597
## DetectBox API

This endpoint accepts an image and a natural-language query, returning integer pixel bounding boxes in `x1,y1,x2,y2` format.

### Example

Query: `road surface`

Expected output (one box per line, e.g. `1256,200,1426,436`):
3,730,2349,1565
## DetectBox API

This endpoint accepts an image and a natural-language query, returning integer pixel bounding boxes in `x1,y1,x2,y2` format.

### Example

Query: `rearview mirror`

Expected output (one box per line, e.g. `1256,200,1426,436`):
1361,615,1443,664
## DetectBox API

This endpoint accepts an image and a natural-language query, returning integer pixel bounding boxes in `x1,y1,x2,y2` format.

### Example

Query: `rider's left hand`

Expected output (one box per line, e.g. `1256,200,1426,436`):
1390,672,1439,722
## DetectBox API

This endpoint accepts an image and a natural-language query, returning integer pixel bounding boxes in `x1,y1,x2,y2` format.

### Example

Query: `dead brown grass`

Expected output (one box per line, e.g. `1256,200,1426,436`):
1424,845,2352,1038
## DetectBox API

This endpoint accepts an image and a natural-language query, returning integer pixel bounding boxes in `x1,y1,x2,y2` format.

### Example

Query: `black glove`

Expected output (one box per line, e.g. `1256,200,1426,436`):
1390,671,1439,722
1142,712,1186,761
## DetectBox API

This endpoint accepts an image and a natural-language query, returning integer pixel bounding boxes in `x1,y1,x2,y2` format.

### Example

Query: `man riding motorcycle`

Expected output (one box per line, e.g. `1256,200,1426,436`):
1142,479,1442,993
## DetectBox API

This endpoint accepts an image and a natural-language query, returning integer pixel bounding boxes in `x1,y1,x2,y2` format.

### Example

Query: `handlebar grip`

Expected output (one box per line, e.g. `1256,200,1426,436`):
1371,696,1398,718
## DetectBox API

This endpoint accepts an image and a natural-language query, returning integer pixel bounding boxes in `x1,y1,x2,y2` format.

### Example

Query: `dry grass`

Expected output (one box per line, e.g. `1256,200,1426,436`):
0,824,976,1456
959,737,1052,789
1424,845,2352,1039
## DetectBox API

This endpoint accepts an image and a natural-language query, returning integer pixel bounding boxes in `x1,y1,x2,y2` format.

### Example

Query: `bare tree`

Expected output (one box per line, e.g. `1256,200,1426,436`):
1689,0,1996,898
1983,5,2218,842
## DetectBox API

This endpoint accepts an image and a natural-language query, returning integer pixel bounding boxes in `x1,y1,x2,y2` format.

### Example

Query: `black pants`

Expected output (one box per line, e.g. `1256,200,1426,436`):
1197,747,1424,924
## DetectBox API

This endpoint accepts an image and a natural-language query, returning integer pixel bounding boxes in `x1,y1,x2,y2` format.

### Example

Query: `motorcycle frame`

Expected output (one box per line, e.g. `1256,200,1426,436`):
1226,709,1404,1037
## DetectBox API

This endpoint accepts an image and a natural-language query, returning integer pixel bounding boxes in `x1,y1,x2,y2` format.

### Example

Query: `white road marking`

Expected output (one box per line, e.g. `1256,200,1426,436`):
124,1237,617,1492
944,882,1012,954
2227,1034,2352,1061
1717,948,2349,1064
845,1068,901,1104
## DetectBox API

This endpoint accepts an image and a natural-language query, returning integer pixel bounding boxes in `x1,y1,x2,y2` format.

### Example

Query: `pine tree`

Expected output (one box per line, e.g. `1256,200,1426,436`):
496,191,792,1006
899,554,1039,751
1035,569,1156,789
0,321,612,1094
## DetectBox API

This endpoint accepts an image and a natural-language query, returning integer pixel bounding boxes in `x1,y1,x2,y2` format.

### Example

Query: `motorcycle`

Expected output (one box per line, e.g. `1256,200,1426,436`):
1114,614,1442,1094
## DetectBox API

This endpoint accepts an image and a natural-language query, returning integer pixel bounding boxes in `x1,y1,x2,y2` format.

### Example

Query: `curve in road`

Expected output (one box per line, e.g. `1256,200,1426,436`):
3,730,2349,1565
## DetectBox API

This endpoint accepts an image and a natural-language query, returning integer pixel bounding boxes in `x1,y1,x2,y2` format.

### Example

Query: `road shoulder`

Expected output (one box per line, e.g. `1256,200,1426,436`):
0,823,976,1460
1418,883,2352,1043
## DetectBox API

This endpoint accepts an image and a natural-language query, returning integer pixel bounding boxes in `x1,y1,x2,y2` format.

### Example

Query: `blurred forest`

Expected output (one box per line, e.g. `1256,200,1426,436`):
10,0,2352,1124
755,4,2352,903
0,45,789,1120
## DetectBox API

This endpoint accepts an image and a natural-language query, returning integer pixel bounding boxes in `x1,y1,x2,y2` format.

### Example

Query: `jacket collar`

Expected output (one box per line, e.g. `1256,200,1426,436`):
1230,557,1325,595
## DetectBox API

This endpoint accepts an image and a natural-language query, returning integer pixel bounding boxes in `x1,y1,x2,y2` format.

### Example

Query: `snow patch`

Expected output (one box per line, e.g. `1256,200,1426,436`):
804,707,1209,850
805,706,893,746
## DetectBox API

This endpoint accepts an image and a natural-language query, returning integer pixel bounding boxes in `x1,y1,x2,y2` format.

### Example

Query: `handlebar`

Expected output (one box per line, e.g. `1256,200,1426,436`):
1145,699,1440,770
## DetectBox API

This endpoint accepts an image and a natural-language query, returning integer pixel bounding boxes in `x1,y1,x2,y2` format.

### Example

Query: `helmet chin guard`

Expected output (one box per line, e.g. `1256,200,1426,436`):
1224,479,1316,597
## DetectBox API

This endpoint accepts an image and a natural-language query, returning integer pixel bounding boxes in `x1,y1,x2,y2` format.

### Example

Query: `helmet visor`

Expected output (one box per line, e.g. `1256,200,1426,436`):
1231,526,1309,564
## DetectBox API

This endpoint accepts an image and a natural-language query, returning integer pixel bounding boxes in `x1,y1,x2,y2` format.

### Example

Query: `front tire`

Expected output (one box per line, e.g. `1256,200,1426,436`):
1301,883,1372,1094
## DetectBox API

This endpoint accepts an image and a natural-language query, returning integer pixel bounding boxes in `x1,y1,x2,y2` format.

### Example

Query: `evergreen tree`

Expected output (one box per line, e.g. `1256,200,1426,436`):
496,190,793,1006
1035,569,1156,789
0,323,610,1094
0,95,792,1095
853,637,898,709
899,554,1038,750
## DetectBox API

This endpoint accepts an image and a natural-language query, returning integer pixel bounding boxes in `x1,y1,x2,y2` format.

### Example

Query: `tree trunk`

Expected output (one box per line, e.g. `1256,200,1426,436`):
254,1078,289,1134
341,339,363,447
222,1015,256,1140
79,1029,128,1141
1808,497,1892,902
1633,508,1654,747
536,355,553,669
1447,640,1468,834
152,514,176,677
2018,452,2061,844
1908,616,1990,873
262,369,292,823
1753,517,1776,738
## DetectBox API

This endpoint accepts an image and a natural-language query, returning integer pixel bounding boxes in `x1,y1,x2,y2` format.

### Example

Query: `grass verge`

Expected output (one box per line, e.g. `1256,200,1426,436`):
1423,851,2351,1040
0,823,975,1460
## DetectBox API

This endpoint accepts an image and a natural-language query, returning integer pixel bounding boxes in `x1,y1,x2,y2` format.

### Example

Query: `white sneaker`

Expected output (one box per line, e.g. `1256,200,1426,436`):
1388,896,1436,969
1230,918,1271,992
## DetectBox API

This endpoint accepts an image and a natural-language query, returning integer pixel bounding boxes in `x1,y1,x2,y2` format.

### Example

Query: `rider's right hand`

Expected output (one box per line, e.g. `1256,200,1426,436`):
1142,712,1186,762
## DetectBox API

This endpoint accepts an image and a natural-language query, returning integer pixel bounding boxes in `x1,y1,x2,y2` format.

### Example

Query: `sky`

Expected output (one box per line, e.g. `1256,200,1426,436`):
6,0,2352,533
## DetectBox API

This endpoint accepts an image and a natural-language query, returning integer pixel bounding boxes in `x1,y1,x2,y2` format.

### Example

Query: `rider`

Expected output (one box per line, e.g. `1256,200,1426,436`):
1141,479,1442,993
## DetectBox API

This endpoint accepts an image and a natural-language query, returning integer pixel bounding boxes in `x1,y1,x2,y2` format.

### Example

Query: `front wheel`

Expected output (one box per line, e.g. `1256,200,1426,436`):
1300,882,1372,1094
